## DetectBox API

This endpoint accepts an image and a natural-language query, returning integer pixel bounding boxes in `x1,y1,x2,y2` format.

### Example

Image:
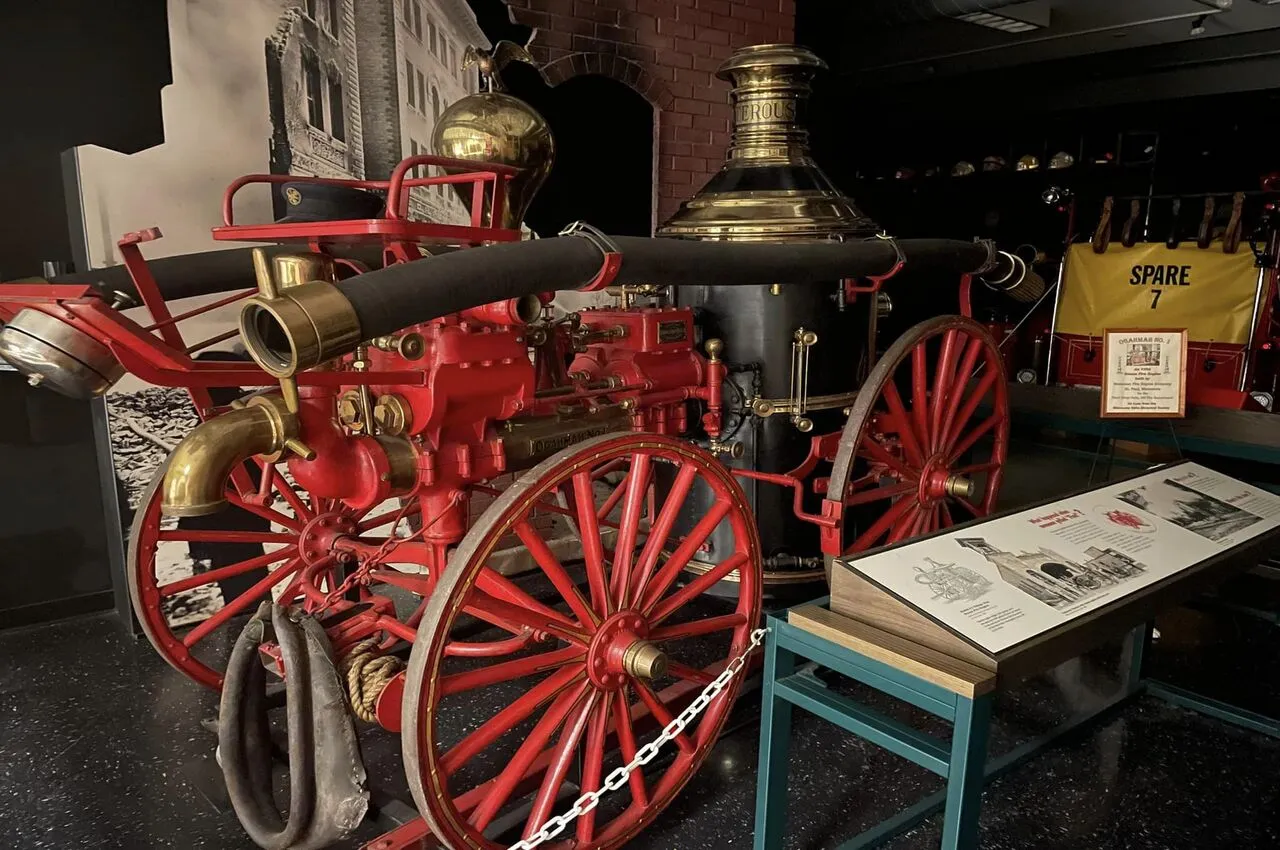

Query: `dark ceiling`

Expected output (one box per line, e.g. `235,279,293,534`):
801,0,1280,86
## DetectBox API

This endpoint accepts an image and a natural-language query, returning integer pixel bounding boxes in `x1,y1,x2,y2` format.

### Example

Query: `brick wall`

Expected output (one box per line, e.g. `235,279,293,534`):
504,0,795,226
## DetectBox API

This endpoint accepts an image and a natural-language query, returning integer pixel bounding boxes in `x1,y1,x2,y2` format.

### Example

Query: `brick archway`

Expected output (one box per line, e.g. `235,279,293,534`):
541,52,674,111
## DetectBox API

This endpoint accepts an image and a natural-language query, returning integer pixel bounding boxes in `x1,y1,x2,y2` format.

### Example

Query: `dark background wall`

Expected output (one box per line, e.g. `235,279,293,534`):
0,0,170,278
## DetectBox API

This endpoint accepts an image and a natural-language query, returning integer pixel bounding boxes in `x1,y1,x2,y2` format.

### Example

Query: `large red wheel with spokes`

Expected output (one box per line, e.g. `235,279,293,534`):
402,432,762,850
827,315,1009,556
127,461,419,690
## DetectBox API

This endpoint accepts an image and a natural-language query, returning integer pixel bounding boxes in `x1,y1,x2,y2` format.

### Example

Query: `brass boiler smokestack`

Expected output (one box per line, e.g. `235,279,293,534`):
658,44,877,242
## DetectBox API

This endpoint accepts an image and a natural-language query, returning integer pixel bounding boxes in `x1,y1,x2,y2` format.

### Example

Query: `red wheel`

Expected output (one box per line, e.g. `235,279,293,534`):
827,316,1009,556
402,433,762,850
127,462,417,690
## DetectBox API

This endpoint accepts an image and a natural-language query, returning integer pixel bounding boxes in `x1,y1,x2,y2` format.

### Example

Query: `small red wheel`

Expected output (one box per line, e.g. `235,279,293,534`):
402,432,762,850
127,462,418,690
827,315,1009,556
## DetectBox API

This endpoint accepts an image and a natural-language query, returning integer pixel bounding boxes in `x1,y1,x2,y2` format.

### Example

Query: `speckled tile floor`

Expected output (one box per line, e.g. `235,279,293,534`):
2,441,1279,849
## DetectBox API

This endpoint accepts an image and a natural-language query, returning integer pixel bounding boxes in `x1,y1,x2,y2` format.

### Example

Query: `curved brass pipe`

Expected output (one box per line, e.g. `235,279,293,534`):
161,396,295,517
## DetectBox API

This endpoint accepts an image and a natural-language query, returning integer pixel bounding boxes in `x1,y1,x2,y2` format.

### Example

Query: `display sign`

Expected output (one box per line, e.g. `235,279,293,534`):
835,462,1280,655
1056,243,1258,344
1100,328,1187,418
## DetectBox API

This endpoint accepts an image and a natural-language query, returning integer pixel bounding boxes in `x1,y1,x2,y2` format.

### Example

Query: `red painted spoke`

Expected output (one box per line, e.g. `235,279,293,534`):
952,495,982,518
638,499,731,613
440,665,583,776
597,471,629,521
930,330,961,453
940,502,955,528
270,468,312,521
938,338,985,450
524,689,599,839
372,568,434,596
357,501,422,532
224,490,304,531
467,584,589,647
844,482,914,509
848,494,916,553
181,558,300,647
476,568,587,633
880,381,924,469
629,462,698,607
949,412,1001,462
514,520,598,627
609,453,652,605
632,680,695,754
158,547,294,597
613,688,648,806
942,370,998,453
650,613,747,642
156,529,296,545
858,435,912,479
952,461,1000,476
469,681,589,832
911,343,930,450
887,504,921,545
440,646,584,698
649,552,748,626
668,661,716,686
576,691,613,844
572,471,610,616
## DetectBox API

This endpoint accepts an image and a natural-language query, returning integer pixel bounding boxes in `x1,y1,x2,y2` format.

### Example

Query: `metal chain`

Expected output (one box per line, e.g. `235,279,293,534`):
508,626,769,850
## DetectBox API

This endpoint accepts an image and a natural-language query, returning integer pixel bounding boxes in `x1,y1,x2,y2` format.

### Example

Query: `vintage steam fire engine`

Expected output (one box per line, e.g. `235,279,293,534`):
0,45,1041,850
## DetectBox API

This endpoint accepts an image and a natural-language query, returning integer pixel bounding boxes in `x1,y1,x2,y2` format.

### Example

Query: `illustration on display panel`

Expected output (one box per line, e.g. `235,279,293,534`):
76,0,490,628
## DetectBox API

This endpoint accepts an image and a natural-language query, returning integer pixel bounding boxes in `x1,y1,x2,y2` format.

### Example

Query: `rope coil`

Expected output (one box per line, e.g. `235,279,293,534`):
338,637,404,724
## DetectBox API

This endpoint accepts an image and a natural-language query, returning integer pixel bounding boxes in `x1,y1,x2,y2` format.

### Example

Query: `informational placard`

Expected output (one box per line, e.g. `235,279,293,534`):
838,462,1280,654
1100,328,1187,418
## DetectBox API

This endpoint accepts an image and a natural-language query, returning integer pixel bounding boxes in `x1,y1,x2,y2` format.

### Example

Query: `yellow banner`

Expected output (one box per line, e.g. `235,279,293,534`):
1057,243,1258,344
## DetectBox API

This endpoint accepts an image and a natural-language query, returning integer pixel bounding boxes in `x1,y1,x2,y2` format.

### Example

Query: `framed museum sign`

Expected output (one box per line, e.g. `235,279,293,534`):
1100,328,1188,418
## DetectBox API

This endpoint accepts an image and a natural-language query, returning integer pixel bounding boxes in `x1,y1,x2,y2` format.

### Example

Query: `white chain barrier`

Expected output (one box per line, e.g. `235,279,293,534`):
508,626,770,850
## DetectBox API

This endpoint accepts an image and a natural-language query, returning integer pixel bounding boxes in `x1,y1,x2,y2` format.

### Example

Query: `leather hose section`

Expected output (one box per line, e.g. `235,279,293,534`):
336,235,998,340
218,603,368,850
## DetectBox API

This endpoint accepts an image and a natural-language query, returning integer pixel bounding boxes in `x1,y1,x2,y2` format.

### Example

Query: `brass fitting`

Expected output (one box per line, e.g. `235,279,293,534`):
372,394,413,436
374,435,419,494
621,640,668,680
239,279,362,377
161,395,300,517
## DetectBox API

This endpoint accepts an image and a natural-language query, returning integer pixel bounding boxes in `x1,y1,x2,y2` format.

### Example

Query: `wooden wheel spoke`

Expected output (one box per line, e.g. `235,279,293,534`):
597,471,630,521
441,664,583,776
650,613,747,642
224,490,305,531
632,680,695,754
576,691,613,843
629,462,698,607
267,467,311,521
857,434,912,479
880,381,925,469
951,495,982,518
938,337,986,449
158,547,294,598
468,681,589,832
524,690,599,839
613,687,649,806
471,575,589,646
942,369,998,453
949,412,1001,462
667,661,716,686
848,494,916,553
156,529,296,545
571,471,611,616
638,499,731,613
940,502,955,528
649,552,748,626
181,558,300,647
844,481,914,509
886,504,922,545
952,461,1000,477
911,343,930,448
929,329,961,452
609,453,652,605
514,519,598,627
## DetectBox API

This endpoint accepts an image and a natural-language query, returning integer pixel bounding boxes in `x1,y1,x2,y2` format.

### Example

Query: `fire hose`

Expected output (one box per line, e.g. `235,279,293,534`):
219,602,369,850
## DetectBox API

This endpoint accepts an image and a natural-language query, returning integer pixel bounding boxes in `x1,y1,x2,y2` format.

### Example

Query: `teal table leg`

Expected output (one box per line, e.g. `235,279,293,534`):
940,694,992,850
753,626,796,850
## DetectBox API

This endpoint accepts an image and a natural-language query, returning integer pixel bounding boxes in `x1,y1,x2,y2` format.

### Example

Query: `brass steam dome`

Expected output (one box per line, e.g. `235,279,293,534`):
658,44,876,242
431,43,555,230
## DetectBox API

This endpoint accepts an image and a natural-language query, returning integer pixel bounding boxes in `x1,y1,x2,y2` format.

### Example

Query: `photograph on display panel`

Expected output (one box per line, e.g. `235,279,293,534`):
74,0,491,629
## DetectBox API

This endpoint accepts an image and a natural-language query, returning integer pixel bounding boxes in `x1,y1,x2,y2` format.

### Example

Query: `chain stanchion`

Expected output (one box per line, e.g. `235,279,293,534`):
507,626,770,850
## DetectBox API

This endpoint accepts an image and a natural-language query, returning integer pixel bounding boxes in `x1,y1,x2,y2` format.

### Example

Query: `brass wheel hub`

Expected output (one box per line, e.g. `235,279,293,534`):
586,611,667,690
920,456,973,503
